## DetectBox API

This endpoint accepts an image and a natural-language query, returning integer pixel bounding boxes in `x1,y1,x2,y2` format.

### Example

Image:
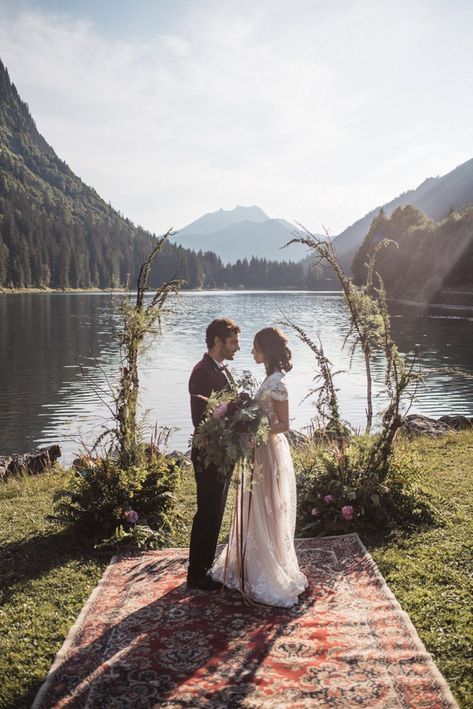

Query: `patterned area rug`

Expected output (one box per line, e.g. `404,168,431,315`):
33,534,457,708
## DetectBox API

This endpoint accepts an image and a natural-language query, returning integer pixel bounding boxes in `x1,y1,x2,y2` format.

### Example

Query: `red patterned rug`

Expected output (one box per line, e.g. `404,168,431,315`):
33,535,457,708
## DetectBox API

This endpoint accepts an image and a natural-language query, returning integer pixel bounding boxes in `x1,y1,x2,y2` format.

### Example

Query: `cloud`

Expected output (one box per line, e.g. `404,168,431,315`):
0,0,472,235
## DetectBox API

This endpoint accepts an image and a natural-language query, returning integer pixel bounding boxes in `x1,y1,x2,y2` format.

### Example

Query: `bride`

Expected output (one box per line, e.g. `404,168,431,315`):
211,327,308,607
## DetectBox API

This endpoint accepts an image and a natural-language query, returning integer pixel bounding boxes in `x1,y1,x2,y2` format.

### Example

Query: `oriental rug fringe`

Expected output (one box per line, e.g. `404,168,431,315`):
33,534,458,708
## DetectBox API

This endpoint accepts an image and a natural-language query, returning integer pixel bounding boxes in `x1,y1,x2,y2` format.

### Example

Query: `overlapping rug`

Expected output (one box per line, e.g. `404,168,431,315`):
33,535,458,708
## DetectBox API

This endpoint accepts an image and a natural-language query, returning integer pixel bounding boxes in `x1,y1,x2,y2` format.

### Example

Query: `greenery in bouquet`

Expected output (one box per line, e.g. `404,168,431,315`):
192,372,269,478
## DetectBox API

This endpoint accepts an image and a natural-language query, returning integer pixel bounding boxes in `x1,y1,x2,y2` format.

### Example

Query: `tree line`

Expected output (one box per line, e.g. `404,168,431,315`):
0,178,336,290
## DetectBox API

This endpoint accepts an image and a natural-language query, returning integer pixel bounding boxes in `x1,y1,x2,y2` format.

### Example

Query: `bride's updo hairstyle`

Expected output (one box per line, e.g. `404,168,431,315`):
254,327,292,375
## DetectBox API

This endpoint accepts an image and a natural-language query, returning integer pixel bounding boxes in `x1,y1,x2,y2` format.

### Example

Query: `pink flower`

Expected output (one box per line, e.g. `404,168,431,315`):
311,507,320,517
124,510,139,524
341,505,354,521
323,494,334,504
213,402,229,419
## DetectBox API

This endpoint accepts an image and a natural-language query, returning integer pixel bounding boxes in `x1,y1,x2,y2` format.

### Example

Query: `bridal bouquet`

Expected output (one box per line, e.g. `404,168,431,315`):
193,373,269,478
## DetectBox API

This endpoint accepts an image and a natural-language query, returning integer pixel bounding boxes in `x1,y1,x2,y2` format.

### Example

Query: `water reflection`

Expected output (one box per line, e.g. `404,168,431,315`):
0,292,472,464
0,293,120,456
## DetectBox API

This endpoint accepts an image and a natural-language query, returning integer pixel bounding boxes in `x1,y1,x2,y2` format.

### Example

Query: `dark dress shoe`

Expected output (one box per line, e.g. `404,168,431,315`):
186,575,224,591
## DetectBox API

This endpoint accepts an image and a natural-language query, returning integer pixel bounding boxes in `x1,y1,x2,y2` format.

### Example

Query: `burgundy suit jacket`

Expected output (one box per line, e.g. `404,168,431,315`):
189,353,231,429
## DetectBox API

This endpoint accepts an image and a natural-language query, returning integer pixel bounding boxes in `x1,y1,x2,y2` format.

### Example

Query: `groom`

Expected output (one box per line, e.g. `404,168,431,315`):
187,317,240,590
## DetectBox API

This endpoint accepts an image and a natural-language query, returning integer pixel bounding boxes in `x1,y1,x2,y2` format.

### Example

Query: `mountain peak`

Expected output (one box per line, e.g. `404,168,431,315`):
177,205,269,237
172,206,309,263
0,57,56,159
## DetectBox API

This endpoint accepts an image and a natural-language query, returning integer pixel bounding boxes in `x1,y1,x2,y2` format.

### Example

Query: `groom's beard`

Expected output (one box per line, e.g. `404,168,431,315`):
221,347,237,360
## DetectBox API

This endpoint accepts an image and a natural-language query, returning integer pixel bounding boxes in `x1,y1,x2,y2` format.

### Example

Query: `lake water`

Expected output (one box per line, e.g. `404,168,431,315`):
1,291,473,464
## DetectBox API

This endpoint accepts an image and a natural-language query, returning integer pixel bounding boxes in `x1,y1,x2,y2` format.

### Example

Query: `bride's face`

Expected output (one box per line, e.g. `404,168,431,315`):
252,341,265,365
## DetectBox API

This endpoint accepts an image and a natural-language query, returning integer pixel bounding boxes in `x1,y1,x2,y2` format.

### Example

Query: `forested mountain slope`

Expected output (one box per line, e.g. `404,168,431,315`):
352,205,473,302
333,158,473,270
0,58,191,289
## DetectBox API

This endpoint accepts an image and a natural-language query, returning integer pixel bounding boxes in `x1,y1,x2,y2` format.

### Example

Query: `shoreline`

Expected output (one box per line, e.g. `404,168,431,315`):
0,286,341,296
0,287,123,295
2,287,473,310
391,297,473,312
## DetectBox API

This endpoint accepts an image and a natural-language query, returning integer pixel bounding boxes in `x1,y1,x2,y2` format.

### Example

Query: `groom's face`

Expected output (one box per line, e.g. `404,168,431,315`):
219,333,240,361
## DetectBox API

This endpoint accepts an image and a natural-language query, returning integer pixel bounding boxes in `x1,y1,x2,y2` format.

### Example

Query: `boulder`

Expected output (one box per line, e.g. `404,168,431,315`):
0,445,61,480
0,456,12,481
438,414,473,430
402,414,458,437
168,449,192,465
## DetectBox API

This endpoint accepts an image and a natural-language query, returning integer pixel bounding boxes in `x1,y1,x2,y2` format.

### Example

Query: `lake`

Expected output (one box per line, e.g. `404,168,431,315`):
1,291,473,464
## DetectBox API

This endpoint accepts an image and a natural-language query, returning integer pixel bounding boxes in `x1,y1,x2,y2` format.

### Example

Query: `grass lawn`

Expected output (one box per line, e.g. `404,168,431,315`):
367,432,473,708
1,432,472,708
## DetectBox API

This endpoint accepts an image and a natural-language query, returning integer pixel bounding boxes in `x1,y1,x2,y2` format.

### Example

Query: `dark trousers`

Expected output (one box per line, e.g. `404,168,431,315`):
188,450,231,579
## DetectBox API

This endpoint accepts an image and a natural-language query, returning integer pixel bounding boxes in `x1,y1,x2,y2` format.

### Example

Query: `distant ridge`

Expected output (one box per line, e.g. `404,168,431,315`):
173,205,308,263
178,205,269,236
334,158,473,268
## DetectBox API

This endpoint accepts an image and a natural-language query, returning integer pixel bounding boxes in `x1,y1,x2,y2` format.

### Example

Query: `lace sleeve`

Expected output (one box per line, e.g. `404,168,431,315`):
269,375,288,401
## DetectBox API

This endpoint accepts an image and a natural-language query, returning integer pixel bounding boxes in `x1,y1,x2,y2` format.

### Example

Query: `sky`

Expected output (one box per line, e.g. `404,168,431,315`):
0,0,472,235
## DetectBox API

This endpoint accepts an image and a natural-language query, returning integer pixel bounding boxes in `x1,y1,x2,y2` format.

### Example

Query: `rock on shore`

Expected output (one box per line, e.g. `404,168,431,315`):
0,445,61,481
402,414,473,437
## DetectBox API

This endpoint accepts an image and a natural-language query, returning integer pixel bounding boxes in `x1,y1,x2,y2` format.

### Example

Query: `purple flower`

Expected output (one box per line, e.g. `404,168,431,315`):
311,507,320,517
341,505,354,521
213,402,229,419
124,510,139,524
323,494,335,504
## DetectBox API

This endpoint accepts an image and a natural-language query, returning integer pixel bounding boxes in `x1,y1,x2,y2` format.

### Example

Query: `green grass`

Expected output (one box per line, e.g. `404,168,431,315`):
367,432,473,708
0,472,108,709
1,434,472,708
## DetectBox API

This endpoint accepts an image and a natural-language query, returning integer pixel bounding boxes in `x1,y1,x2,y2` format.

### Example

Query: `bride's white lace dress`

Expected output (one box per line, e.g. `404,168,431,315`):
210,371,308,607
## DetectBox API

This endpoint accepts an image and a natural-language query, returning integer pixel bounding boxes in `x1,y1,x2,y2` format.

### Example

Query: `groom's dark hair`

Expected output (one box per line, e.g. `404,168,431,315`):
206,318,240,349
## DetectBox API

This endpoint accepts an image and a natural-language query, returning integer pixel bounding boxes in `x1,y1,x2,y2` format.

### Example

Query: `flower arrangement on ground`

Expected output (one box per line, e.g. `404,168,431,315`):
295,435,437,535
51,445,185,549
